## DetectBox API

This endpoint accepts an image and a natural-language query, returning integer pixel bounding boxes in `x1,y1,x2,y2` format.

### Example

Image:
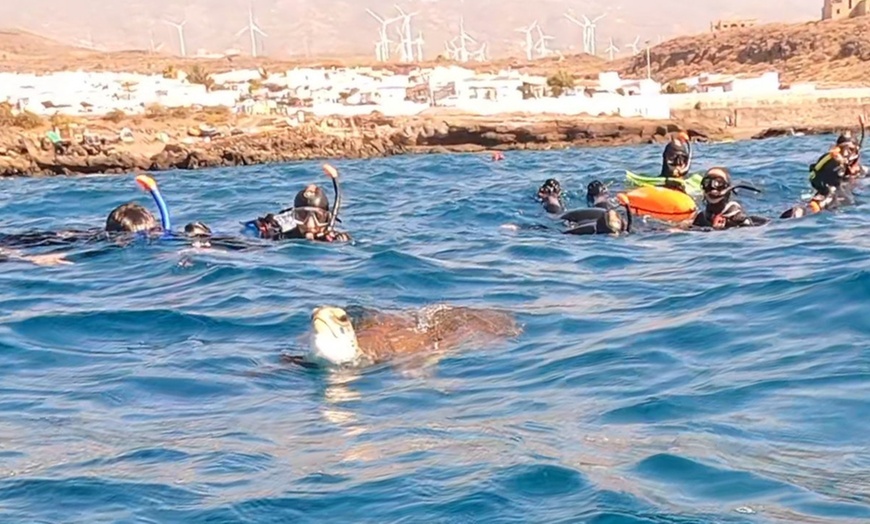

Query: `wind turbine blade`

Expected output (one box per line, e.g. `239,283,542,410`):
254,26,267,37
366,9,384,23
236,26,248,37
564,14,581,25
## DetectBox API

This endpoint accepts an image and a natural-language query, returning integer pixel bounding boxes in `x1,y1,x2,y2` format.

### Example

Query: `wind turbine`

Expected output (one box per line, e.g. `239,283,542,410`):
366,9,401,61
236,5,267,57
473,42,487,62
534,24,555,58
164,19,187,57
584,14,606,56
627,35,640,55
605,38,618,61
516,21,537,61
394,6,418,63
457,16,477,63
149,30,165,54
444,37,460,60
564,13,591,54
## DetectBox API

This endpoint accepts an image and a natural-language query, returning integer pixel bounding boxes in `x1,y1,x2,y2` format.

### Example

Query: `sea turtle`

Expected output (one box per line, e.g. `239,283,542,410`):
290,304,522,367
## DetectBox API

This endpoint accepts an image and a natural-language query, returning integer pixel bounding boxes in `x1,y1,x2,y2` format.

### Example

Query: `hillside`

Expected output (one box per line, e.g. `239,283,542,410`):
0,0,820,60
620,16,870,86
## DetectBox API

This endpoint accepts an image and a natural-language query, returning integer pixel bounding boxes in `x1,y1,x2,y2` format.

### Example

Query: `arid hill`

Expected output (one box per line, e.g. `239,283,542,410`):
620,16,870,86
5,16,870,89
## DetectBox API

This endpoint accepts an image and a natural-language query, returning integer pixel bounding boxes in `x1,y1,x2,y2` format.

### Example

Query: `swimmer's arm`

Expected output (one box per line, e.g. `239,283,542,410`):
666,215,697,233
0,247,72,266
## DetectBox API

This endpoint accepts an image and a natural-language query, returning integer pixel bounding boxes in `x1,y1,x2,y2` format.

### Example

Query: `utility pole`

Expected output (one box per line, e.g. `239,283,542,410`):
645,40,651,79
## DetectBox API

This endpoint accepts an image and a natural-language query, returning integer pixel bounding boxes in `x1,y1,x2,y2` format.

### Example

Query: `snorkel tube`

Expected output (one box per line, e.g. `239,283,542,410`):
321,163,341,232
858,115,866,149
616,193,633,233
135,174,171,231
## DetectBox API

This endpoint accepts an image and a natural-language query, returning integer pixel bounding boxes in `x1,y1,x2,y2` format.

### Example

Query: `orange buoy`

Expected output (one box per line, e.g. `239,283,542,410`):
617,186,697,222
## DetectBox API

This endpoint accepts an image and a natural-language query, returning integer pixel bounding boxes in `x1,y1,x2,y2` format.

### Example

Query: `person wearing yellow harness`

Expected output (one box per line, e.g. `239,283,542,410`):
690,167,766,230
781,121,865,219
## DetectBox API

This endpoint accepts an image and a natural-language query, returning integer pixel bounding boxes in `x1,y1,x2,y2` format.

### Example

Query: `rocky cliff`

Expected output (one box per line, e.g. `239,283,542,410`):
0,115,719,177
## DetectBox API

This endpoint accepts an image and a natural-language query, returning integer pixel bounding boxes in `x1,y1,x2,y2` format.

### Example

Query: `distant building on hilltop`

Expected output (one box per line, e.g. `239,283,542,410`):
822,0,869,20
709,19,757,32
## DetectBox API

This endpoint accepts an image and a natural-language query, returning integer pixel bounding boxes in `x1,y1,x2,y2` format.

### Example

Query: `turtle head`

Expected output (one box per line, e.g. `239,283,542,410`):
309,306,361,366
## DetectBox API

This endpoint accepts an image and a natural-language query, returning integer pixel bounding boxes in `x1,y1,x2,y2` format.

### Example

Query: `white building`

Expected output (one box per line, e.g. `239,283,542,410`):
693,71,780,94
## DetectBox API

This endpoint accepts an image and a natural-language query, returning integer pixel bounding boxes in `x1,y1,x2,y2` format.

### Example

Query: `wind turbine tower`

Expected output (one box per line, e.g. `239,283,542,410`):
605,38,618,61
164,20,187,57
237,5,267,57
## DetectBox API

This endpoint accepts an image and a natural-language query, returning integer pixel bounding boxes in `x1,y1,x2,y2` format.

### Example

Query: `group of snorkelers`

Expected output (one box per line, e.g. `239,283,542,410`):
535,118,866,235
2,121,865,264
0,165,351,266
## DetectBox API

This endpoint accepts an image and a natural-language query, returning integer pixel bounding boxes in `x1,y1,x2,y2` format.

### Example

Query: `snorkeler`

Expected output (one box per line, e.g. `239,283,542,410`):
559,181,632,236
690,167,767,230
245,164,350,243
780,125,863,219
0,175,182,265
836,129,866,180
536,178,565,214
659,132,693,192
585,180,610,209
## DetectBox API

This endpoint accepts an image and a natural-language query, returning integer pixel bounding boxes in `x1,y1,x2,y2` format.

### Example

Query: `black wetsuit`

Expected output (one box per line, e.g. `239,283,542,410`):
692,201,767,229
560,207,629,235
809,152,848,197
246,209,350,242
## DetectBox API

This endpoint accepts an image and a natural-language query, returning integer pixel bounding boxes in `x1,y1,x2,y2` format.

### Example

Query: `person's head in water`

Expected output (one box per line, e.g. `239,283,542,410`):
834,132,860,167
184,221,212,237
536,178,564,213
700,167,732,206
537,178,561,199
183,221,212,247
836,130,857,147
105,203,158,233
293,184,332,240
661,135,690,178
586,180,608,208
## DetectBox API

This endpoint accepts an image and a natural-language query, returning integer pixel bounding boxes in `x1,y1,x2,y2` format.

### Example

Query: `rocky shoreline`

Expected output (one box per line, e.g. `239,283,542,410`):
0,113,835,178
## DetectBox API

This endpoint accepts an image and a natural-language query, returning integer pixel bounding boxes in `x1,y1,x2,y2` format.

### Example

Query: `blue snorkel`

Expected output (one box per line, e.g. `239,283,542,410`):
135,174,171,232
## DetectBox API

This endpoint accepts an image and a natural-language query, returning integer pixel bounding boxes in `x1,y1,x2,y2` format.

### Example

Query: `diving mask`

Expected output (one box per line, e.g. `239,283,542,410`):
292,206,330,227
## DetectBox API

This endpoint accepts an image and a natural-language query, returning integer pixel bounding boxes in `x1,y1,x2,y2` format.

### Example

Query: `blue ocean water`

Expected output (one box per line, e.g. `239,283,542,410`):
0,135,868,524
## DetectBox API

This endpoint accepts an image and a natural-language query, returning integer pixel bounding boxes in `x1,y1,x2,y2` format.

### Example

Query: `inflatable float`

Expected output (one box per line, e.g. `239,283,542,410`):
625,170,703,194
616,186,697,222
